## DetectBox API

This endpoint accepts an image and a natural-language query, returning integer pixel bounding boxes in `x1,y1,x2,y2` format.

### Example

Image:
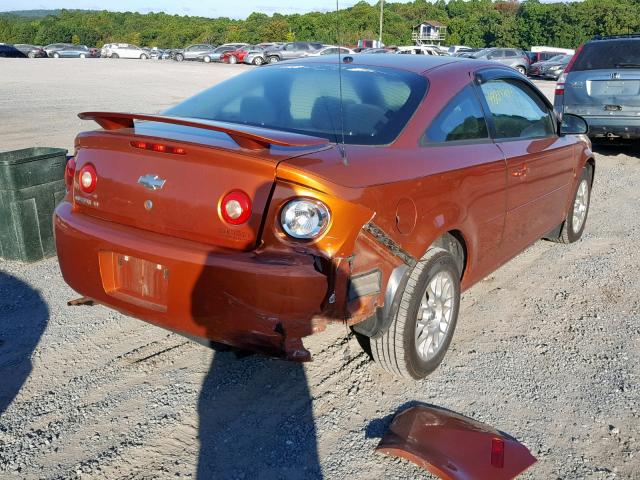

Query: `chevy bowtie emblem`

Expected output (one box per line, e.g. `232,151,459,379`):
138,174,166,191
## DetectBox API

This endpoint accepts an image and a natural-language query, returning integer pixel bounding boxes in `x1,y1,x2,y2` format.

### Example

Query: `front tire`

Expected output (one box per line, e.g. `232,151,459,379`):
229,55,237,64
516,65,526,75
371,247,461,380
549,165,593,244
140,54,148,60
80,53,86,59
253,56,264,66
268,55,280,64
175,54,184,62
53,52,60,58
111,53,119,59
203,55,211,63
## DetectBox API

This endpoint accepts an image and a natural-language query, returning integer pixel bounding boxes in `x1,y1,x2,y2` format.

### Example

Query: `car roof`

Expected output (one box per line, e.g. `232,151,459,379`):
284,53,465,74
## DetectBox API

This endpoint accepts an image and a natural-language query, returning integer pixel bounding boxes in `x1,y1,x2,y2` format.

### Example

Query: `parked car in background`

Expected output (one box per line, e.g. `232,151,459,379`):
263,42,323,63
198,44,246,63
14,44,47,58
0,44,27,57
455,48,481,58
359,48,392,54
554,35,640,140
448,45,472,55
174,44,216,62
106,44,149,59
48,44,94,58
44,43,73,56
528,54,572,79
306,46,355,56
397,45,443,56
221,45,263,64
57,55,593,381
470,47,529,74
526,50,563,64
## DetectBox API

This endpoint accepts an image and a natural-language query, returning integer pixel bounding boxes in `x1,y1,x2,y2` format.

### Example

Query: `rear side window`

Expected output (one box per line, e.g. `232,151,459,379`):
480,79,555,139
573,40,640,71
424,85,488,143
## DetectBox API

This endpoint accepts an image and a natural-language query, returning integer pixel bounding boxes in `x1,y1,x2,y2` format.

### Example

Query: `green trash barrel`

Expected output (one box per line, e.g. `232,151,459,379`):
0,147,68,262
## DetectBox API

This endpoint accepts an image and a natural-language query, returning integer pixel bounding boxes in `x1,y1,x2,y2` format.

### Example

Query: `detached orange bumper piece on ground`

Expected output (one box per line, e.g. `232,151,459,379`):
376,405,537,479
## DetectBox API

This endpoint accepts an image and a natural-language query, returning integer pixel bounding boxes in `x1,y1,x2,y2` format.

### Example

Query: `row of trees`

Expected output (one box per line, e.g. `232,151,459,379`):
0,0,639,50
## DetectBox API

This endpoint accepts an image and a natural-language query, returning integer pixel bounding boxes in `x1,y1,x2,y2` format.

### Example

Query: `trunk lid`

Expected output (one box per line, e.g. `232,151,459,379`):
565,70,640,117
73,120,330,251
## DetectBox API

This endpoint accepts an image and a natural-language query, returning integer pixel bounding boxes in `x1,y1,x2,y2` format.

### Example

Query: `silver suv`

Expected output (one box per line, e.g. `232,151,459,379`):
174,44,215,62
554,35,640,140
470,48,530,75
264,42,323,64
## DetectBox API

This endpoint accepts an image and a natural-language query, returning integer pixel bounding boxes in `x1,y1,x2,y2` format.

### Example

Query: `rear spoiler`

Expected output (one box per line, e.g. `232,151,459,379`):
78,112,330,151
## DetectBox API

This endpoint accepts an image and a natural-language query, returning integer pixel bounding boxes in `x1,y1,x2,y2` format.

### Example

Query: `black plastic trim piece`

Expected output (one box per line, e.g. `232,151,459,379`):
363,222,417,267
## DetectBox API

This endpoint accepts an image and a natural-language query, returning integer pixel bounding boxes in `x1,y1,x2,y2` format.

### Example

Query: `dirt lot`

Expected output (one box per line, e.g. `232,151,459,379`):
0,58,639,479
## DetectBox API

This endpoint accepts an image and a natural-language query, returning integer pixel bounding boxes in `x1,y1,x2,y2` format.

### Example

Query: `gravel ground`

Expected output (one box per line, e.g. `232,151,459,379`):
0,59,639,479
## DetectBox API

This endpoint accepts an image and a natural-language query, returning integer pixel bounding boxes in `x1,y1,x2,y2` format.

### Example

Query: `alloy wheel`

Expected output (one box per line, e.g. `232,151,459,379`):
414,270,456,362
572,179,589,232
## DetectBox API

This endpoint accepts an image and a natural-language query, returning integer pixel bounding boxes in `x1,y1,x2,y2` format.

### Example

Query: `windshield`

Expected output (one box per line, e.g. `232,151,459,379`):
471,48,491,58
165,63,427,145
573,40,640,70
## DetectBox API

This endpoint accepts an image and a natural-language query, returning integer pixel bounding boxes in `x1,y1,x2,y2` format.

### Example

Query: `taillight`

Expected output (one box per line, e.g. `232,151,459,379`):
554,45,583,96
78,164,97,193
130,141,187,155
64,157,76,192
555,72,567,96
220,190,252,225
563,44,583,74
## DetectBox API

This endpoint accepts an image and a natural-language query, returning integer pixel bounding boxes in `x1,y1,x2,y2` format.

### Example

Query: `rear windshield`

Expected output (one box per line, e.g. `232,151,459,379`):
165,63,428,145
573,40,640,71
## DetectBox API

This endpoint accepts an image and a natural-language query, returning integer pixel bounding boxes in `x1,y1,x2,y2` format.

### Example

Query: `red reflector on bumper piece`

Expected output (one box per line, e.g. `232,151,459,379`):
130,141,186,155
491,437,505,468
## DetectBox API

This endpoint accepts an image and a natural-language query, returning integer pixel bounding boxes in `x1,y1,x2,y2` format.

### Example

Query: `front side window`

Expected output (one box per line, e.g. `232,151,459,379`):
424,85,488,143
480,79,555,139
165,64,428,145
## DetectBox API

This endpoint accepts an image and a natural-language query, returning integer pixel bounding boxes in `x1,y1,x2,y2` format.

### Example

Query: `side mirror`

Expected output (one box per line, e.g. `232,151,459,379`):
559,114,589,135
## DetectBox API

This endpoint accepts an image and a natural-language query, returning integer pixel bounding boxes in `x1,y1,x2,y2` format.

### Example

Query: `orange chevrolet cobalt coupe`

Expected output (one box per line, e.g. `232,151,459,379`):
55,55,594,379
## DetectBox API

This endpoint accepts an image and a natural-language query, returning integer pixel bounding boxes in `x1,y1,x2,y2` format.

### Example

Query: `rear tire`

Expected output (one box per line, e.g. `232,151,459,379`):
140,54,148,60
548,164,593,244
203,56,211,63
516,65,526,75
111,53,119,59
371,247,461,380
28,51,35,58
53,52,60,58
268,55,279,64
229,55,237,64
80,53,86,59
253,56,264,66
175,54,184,62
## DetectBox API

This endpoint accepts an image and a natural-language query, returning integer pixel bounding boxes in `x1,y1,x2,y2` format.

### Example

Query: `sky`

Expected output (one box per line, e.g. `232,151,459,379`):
0,0,385,19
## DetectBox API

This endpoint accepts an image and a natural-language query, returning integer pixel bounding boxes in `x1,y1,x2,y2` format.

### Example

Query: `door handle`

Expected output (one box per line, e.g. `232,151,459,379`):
511,165,529,177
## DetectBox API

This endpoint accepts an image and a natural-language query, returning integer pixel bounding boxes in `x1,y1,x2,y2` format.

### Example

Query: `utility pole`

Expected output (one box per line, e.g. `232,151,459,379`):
378,0,384,46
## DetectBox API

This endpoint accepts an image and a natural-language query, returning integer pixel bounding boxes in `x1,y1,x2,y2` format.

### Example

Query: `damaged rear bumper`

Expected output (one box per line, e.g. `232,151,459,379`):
54,201,332,361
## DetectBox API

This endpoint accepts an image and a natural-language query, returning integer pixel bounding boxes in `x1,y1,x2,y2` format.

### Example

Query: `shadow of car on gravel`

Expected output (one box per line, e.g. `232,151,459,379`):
591,140,640,159
197,353,322,479
0,271,49,415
